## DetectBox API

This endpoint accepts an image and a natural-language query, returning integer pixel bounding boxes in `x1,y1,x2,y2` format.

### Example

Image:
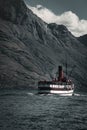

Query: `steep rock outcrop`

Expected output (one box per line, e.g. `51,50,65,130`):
78,34,87,47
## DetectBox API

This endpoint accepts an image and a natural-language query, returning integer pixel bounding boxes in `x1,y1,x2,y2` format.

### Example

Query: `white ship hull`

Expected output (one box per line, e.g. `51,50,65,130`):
38,89,74,96
38,84,74,96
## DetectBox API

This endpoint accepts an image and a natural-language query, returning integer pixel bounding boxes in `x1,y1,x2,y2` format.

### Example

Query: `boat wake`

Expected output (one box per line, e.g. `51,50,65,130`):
74,93,87,97
27,92,87,97
27,92,34,96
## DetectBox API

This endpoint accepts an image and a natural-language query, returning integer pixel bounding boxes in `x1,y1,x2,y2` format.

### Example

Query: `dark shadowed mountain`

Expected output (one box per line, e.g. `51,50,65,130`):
78,34,87,47
0,0,87,91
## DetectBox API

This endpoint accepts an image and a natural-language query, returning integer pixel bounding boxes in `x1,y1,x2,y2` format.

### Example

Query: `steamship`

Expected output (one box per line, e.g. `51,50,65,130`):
38,66,74,96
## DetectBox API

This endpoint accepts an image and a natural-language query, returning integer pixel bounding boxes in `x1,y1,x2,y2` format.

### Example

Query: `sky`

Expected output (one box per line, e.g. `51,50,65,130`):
24,0,87,37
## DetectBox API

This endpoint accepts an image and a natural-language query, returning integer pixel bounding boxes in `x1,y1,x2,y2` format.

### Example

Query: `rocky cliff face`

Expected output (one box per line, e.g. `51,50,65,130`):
0,0,27,24
0,0,87,91
78,34,87,47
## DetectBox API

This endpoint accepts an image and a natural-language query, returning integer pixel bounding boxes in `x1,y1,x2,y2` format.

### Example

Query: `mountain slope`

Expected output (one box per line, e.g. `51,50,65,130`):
0,0,87,91
78,34,87,47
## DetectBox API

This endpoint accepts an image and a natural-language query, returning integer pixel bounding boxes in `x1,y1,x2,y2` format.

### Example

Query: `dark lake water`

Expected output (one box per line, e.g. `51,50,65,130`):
0,89,87,130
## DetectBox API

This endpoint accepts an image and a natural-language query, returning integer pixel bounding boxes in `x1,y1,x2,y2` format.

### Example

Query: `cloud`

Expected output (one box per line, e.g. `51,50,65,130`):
27,5,87,37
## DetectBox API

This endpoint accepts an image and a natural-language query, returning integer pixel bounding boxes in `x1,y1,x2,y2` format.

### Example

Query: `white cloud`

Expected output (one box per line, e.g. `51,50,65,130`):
27,5,87,37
